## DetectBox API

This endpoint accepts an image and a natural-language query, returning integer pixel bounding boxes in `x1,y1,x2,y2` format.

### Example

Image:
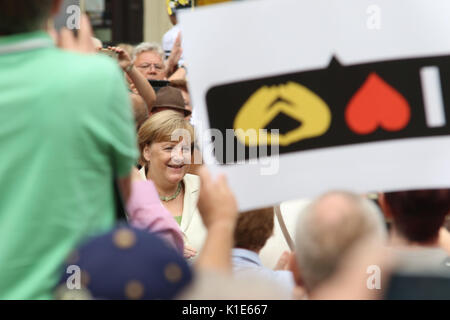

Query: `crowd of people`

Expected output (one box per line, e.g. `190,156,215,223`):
0,0,449,300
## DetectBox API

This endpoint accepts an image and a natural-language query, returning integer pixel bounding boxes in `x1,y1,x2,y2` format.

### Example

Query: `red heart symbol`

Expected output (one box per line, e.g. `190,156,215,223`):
345,73,411,135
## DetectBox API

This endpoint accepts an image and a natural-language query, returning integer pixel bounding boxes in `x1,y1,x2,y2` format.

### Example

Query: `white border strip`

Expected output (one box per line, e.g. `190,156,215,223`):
420,66,447,128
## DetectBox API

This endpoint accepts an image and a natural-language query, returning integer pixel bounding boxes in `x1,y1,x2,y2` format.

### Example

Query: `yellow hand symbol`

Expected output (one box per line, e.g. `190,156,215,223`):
234,82,331,147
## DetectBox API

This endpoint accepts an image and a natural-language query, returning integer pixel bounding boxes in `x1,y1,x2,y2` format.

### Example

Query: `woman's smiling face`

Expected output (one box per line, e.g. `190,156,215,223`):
144,140,192,185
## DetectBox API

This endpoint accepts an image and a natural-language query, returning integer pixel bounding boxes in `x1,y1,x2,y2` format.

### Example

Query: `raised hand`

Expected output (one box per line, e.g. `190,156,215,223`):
183,244,198,259
197,167,238,230
195,167,238,273
108,46,133,72
166,32,183,77
274,251,291,271
57,14,95,54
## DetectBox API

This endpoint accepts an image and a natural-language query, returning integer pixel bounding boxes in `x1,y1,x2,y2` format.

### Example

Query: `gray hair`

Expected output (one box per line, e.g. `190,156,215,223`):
132,42,165,63
294,191,387,291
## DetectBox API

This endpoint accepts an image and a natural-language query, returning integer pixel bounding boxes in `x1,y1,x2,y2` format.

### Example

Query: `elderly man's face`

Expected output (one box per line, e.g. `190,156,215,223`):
135,51,166,81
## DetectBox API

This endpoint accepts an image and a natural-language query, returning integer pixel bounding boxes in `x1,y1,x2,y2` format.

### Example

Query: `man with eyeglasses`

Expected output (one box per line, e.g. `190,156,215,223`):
132,42,168,81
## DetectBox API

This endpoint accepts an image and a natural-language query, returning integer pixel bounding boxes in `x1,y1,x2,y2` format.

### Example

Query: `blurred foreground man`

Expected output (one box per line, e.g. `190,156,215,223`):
0,1,137,299
289,191,387,299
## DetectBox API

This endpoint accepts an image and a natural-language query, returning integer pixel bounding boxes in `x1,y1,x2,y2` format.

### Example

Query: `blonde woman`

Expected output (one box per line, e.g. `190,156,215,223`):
138,110,206,259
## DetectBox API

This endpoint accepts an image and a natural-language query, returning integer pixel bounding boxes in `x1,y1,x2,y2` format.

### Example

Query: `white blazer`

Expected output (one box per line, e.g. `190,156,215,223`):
139,168,207,252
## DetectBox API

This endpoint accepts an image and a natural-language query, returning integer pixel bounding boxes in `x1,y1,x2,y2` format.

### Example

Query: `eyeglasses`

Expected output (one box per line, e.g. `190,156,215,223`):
137,63,165,71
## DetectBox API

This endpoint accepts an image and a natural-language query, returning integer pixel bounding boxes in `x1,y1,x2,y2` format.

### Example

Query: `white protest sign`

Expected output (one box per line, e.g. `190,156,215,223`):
180,0,450,211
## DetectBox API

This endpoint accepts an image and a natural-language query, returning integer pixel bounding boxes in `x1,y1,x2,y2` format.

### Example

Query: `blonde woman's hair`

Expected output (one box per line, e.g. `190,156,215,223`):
138,110,195,165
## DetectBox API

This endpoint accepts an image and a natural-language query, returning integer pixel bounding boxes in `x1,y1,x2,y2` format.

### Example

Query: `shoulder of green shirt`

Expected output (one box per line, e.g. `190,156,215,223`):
1,30,124,80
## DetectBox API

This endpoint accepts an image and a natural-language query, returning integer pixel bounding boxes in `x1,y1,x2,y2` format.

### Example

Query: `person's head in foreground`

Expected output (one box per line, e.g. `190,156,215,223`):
376,189,450,299
379,189,450,246
232,207,296,297
290,191,387,298
234,207,274,253
0,0,60,35
138,110,194,193
152,86,192,118
132,42,166,81
55,226,192,300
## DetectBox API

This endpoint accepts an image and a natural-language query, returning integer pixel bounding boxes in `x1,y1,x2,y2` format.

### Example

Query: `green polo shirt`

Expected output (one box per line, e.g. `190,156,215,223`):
0,31,138,299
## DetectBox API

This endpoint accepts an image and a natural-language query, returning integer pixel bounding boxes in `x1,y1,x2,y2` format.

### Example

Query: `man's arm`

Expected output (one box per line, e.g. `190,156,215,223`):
125,65,156,112
168,66,187,82
109,46,156,112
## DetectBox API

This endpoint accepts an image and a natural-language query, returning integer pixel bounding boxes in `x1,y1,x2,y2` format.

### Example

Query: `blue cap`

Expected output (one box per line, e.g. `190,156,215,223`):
55,225,193,300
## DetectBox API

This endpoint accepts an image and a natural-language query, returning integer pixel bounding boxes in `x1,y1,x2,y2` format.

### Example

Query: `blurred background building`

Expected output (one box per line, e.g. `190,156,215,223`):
55,0,236,45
